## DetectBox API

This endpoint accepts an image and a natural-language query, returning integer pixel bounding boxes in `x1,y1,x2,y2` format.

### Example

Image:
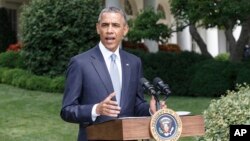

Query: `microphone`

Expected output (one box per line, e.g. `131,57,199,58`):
140,77,157,96
153,77,171,96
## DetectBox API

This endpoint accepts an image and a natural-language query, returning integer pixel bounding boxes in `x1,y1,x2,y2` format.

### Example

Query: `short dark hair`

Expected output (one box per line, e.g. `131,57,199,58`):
98,6,127,25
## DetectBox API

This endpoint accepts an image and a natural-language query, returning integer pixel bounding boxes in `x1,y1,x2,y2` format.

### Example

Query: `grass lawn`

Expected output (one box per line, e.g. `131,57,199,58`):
0,84,213,141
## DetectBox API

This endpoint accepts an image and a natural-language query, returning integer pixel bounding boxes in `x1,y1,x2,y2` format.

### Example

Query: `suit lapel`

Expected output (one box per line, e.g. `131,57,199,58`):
90,46,113,94
120,51,131,107
90,46,131,106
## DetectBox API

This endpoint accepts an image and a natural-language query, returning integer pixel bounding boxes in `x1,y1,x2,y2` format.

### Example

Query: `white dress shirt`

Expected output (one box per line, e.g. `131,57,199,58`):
91,42,123,121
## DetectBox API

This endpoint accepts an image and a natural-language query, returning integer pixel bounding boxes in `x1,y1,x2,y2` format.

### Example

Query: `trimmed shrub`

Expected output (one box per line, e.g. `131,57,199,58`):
0,67,9,83
0,68,64,93
50,76,65,93
214,53,229,61
165,51,210,96
20,0,102,76
144,51,210,96
1,69,21,84
126,50,210,96
11,70,32,88
0,68,30,86
189,60,235,97
25,76,52,92
235,63,250,85
0,51,25,68
200,84,250,141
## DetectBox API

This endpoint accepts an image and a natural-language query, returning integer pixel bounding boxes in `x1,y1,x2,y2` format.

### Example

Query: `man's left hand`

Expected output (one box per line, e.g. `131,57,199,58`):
149,96,167,114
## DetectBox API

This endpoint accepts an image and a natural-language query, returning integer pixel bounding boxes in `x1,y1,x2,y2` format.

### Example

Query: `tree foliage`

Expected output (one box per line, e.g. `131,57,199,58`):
170,0,250,62
20,0,102,76
127,8,171,44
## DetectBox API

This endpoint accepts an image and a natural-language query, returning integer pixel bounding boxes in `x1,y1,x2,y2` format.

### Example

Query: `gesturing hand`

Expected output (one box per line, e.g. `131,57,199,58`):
149,96,167,114
96,92,121,117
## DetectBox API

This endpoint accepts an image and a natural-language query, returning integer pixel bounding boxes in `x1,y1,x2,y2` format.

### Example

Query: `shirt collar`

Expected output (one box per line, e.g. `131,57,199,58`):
98,41,120,61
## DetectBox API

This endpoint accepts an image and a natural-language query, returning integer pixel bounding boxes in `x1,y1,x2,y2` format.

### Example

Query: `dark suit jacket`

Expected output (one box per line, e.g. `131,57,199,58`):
60,45,150,141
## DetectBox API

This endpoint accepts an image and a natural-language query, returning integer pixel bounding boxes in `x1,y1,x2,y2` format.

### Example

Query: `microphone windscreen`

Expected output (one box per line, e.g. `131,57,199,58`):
140,77,148,84
153,77,162,86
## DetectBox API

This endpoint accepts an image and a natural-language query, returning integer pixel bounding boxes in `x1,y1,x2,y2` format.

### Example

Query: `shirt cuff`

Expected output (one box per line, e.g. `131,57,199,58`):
91,104,100,121
149,108,153,116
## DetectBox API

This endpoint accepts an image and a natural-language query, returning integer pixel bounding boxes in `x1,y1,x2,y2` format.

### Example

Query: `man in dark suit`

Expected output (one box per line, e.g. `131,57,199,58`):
60,7,166,141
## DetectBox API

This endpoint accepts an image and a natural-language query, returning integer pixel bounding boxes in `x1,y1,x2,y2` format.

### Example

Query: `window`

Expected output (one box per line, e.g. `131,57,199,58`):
6,8,17,38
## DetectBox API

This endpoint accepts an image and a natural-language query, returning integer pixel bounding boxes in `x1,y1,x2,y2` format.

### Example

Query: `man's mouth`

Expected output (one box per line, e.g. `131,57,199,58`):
105,37,115,43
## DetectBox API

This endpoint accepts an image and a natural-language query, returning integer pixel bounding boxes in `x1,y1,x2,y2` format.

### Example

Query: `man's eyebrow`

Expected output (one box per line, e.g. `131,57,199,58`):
112,23,121,25
100,22,121,25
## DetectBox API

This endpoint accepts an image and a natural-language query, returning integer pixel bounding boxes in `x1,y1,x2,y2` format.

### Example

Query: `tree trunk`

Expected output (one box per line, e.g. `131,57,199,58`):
189,24,212,58
224,26,237,61
225,17,250,62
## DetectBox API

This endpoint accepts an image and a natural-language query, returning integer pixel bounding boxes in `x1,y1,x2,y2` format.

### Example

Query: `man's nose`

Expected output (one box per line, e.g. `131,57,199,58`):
107,25,114,33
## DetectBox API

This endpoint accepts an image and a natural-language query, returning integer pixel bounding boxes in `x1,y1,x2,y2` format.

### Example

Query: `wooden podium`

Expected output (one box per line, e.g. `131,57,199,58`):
87,115,205,140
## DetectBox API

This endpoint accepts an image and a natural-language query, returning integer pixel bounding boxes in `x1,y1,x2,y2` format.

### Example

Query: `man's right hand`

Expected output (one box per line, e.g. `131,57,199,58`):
96,92,121,117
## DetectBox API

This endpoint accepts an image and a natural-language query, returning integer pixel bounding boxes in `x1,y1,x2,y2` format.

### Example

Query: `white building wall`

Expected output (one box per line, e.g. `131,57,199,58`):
134,0,143,11
170,28,178,44
218,30,227,54
156,0,177,44
192,27,207,54
0,0,4,6
233,26,241,41
177,27,192,51
105,0,122,8
144,0,156,9
0,0,28,8
185,26,230,56
206,28,219,56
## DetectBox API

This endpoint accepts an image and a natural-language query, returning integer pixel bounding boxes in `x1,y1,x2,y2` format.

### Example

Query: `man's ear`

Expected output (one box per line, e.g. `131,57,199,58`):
96,23,100,34
123,25,129,36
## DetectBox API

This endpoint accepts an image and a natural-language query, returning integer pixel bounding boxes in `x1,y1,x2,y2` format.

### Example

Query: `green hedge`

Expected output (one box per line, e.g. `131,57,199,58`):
189,60,238,97
236,63,250,85
127,49,210,96
0,68,64,93
1,49,250,97
127,49,250,97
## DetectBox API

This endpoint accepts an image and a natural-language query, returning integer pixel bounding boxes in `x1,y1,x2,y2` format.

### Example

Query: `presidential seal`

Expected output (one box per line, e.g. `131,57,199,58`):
150,108,182,141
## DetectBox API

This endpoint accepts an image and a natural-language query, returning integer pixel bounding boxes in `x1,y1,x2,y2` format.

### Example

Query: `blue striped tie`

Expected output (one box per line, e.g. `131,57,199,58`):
110,54,121,105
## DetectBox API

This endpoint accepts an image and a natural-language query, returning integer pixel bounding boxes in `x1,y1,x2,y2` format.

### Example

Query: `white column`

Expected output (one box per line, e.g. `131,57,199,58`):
170,32,177,44
0,0,5,6
177,27,192,51
143,39,158,53
105,0,121,8
169,26,177,44
233,25,241,41
206,28,219,57
143,0,158,53
192,27,207,53
218,30,227,54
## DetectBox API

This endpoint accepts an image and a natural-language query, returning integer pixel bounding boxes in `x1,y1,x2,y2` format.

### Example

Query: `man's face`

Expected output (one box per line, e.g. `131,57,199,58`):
96,12,128,52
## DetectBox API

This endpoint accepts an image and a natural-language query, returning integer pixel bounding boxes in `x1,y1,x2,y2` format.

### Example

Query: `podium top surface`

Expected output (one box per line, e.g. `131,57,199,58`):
87,115,205,140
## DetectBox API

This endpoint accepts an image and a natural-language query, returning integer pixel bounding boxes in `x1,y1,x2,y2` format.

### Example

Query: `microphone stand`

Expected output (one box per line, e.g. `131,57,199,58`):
154,91,161,111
